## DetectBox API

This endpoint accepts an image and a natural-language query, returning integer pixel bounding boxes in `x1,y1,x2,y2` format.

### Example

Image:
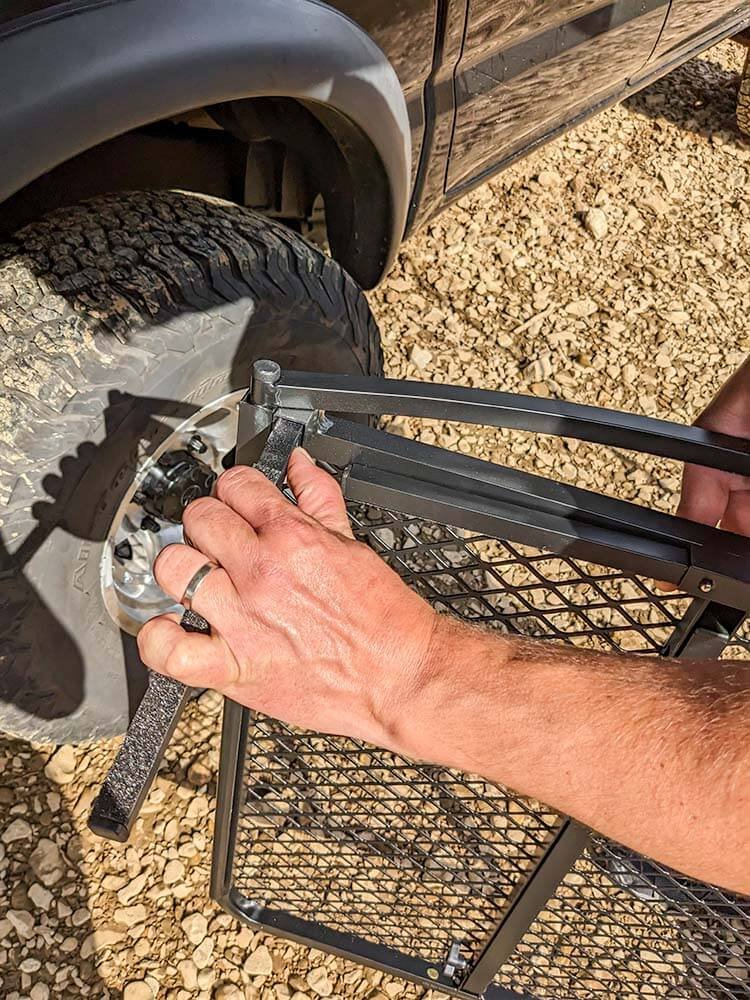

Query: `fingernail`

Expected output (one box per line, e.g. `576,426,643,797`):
293,447,316,465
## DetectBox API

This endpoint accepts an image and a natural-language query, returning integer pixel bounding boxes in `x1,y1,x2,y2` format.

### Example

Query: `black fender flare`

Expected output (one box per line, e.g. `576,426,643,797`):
0,0,411,284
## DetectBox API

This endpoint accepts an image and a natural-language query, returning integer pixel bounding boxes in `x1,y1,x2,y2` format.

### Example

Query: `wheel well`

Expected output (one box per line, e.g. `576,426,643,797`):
0,97,390,288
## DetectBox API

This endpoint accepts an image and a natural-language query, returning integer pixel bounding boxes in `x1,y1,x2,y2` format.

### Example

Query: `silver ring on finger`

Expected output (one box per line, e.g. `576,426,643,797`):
181,560,220,611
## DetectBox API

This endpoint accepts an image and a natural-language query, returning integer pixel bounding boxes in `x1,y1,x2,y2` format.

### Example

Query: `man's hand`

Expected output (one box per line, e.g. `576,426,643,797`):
137,449,439,752
677,358,750,534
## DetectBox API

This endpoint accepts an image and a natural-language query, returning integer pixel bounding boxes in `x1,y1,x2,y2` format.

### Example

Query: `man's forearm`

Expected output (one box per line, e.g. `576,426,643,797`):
394,616,750,894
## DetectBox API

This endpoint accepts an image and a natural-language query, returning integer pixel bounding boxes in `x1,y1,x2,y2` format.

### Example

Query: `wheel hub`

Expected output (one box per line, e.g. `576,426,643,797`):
137,447,217,524
101,390,243,635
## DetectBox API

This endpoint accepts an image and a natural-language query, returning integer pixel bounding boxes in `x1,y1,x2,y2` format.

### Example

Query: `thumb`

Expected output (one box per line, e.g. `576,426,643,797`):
286,448,353,537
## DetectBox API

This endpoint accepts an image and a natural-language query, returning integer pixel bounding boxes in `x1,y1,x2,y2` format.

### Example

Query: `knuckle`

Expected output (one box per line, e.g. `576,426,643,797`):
136,618,156,655
183,495,216,521
280,516,323,553
166,642,193,678
217,465,264,497
182,495,222,532
266,502,303,532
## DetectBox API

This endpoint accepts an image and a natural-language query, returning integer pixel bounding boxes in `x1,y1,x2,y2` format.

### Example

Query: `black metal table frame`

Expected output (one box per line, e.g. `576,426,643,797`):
209,361,750,1000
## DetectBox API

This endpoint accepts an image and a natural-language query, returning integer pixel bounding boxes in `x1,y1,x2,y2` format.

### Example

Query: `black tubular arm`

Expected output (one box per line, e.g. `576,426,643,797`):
303,418,750,610
239,365,750,607
269,371,750,476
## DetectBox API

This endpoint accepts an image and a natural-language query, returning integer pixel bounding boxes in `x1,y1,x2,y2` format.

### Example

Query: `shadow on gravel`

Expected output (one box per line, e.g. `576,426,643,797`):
0,735,109,998
626,54,746,147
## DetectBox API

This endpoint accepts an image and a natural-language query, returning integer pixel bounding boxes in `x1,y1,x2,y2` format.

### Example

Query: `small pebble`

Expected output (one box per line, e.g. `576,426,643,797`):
1,818,32,844
181,912,208,946
123,981,155,1000
583,206,608,240
307,969,333,997
43,746,76,784
163,859,185,885
244,944,273,977
29,839,65,887
27,884,53,911
193,936,215,969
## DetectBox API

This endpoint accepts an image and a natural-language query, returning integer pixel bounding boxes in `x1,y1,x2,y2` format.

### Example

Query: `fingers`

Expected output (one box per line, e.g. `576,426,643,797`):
214,455,351,537
675,465,729,528
154,543,239,621
138,614,240,689
215,465,294,531
286,448,352,537
181,496,259,576
718,490,750,535
656,466,730,592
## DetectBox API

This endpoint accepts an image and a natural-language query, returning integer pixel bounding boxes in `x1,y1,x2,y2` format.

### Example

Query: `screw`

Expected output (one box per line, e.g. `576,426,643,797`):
426,970,440,981
699,578,714,593
187,434,208,454
113,539,133,563
141,514,161,533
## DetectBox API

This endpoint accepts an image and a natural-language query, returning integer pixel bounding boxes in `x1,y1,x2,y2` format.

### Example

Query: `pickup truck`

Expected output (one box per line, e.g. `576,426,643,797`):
1,0,749,742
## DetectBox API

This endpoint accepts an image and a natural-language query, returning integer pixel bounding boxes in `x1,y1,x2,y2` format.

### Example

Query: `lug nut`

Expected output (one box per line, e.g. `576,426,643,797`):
188,434,208,455
141,514,161,533
114,539,133,562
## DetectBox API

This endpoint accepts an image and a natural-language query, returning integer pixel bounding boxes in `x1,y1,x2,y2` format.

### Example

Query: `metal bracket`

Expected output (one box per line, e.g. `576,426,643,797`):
444,941,470,983
257,369,750,476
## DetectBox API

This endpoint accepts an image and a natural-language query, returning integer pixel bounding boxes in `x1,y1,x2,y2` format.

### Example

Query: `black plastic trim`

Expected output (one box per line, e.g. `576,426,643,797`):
0,0,117,38
0,0,410,285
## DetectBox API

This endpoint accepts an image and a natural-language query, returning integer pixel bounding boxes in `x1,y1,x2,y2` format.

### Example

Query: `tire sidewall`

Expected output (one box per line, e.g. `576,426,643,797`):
16,299,375,742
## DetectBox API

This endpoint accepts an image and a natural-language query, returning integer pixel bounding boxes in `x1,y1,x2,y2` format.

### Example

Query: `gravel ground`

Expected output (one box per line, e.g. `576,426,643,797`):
2,39,750,1000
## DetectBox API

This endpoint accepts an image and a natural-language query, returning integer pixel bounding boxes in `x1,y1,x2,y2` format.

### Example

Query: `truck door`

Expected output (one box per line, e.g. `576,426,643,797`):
446,0,670,197
647,0,748,67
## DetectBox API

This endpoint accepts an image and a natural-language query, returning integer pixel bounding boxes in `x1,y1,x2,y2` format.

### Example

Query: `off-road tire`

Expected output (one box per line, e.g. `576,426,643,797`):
0,191,382,744
738,48,750,137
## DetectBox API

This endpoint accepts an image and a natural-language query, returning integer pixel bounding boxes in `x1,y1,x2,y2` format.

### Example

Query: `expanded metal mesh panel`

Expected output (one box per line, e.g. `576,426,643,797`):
724,617,750,659
348,504,693,653
232,503,749,993
236,722,559,958
499,839,750,999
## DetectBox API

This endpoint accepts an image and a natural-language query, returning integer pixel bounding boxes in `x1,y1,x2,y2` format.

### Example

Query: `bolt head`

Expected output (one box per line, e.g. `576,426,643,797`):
699,578,714,594
426,970,439,981
187,434,207,454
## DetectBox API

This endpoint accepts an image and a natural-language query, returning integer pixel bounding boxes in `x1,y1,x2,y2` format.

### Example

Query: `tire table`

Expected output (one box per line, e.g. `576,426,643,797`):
210,365,750,1000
